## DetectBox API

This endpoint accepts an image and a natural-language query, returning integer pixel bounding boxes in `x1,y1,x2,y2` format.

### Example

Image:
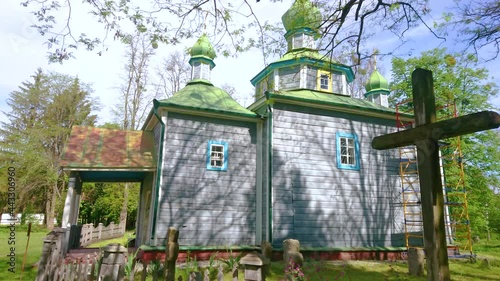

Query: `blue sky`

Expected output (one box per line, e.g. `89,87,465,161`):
0,0,498,126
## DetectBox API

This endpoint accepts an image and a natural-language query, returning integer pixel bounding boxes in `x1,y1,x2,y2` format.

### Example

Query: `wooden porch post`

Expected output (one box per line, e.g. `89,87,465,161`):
62,172,79,228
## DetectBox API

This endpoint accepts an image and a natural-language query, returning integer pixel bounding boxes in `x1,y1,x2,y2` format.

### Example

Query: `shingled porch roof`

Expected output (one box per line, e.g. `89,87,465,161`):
61,126,156,182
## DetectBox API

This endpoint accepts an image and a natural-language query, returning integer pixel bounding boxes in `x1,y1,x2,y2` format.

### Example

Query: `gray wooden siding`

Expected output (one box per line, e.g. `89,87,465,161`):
305,67,317,89
331,71,343,94
279,66,300,90
271,104,404,248
157,113,257,246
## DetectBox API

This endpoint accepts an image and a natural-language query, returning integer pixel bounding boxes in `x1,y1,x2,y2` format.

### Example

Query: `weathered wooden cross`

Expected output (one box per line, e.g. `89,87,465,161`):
372,68,500,281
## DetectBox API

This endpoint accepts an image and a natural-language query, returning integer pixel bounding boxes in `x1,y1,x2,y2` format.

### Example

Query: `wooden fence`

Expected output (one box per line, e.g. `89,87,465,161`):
80,222,124,247
36,227,267,281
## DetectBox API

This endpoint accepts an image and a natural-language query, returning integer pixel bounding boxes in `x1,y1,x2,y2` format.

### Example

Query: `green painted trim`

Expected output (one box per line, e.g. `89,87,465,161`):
265,91,273,243
188,56,215,69
151,99,165,243
267,91,413,119
283,27,318,40
251,57,354,86
364,89,390,98
155,101,258,119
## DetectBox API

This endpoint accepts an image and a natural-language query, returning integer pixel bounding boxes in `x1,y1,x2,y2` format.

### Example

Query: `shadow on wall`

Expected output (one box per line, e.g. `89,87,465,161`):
157,113,258,246
271,111,405,248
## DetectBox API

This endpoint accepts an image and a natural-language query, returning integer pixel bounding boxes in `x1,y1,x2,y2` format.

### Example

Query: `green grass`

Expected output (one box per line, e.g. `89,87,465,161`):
0,224,49,281
86,230,135,248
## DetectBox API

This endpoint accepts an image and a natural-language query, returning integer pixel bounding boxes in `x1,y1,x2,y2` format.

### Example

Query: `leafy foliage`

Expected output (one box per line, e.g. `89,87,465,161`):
0,69,98,228
439,0,500,61
390,48,500,237
21,0,443,65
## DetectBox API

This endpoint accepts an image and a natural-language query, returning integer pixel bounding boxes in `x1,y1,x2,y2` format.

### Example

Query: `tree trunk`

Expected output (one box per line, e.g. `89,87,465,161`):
45,183,57,229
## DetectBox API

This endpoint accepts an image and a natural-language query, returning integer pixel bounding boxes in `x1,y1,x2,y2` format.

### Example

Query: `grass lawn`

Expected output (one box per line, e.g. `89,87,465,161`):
86,230,135,248
0,224,49,281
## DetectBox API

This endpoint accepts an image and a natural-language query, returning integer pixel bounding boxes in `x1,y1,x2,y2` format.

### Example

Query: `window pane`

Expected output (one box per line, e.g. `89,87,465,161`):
348,139,354,147
320,74,329,89
348,156,354,165
210,145,224,168
341,155,347,164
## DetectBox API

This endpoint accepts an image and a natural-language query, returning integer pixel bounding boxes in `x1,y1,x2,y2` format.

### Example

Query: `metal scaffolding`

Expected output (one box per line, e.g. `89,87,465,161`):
396,100,473,255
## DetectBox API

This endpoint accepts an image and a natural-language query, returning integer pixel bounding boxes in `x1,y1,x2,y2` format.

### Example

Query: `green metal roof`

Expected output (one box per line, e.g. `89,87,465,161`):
263,89,403,116
282,0,322,38
251,48,355,86
156,81,257,118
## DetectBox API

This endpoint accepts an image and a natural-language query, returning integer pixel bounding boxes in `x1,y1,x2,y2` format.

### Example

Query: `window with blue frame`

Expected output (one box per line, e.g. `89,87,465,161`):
207,141,228,171
336,132,360,170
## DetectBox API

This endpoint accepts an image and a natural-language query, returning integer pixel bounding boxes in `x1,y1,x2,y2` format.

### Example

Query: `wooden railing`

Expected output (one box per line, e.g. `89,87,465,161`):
80,222,124,247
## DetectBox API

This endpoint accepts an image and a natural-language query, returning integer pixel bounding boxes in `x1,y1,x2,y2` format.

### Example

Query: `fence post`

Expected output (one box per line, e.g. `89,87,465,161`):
98,223,103,240
110,222,115,237
164,227,179,281
36,231,59,281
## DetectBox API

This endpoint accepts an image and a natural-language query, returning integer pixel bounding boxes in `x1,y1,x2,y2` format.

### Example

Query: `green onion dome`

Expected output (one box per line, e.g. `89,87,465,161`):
365,69,389,93
281,0,322,38
189,34,216,60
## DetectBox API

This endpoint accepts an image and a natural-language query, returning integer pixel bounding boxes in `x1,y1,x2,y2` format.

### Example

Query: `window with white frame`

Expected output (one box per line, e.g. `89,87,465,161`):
336,132,360,170
207,141,228,171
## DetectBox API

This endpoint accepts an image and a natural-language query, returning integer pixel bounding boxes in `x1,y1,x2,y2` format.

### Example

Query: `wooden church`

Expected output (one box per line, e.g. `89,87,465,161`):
61,0,410,252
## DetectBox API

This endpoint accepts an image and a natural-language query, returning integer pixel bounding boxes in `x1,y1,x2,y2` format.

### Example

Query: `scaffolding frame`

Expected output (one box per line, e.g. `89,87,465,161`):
396,100,473,256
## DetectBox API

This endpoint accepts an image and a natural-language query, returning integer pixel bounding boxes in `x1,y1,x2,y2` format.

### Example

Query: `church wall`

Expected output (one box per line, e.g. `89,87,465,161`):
279,66,300,90
156,112,258,246
270,104,404,248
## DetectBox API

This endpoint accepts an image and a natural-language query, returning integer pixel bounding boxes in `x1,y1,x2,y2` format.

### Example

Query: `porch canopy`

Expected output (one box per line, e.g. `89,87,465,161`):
59,125,157,235
61,125,157,181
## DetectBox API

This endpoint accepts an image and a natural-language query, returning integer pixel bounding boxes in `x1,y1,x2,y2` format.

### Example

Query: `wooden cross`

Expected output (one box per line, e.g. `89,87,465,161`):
372,68,500,281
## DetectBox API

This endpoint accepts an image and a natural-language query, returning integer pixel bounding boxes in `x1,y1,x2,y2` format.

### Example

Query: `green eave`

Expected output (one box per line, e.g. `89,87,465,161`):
251,49,355,86
364,88,391,98
249,90,413,120
156,81,257,119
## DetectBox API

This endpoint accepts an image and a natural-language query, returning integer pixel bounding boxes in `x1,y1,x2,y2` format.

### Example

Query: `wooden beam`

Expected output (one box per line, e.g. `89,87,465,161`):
372,110,500,150
412,68,450,281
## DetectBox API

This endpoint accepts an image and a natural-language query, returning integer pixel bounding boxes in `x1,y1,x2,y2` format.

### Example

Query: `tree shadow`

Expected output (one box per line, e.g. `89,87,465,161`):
271,104,405,248
157,112,258,246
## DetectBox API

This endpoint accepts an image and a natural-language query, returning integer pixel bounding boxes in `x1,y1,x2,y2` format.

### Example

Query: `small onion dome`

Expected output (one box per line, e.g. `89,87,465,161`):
281,0,322,38
365,69,389,93
189,34,216,60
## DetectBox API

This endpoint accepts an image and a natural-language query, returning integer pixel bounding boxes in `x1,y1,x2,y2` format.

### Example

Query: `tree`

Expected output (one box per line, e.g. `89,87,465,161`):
154,51,191,99
23,0,443,65
0,69,98,228
113,33,156,130
390,48,500,236
442,0,500,61
111,33,155,232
